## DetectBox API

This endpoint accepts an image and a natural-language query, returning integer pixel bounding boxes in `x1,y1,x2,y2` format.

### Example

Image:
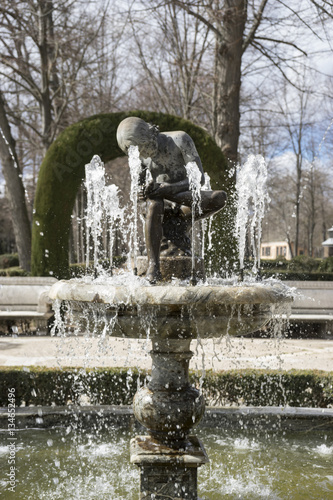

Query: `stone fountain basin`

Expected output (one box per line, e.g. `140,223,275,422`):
49,279,293,339
49,279,292,339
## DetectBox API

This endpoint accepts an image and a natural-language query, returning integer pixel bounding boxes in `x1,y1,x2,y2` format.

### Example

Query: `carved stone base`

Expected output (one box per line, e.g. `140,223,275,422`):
131,435,209,500
136,256,205,281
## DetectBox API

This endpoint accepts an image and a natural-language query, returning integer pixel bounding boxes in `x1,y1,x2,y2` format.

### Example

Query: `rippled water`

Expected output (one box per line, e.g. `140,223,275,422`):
1,425,332,499
198,428,333,499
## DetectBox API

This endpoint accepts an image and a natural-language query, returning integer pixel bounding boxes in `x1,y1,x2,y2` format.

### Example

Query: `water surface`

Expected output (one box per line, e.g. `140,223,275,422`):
1,425,332,499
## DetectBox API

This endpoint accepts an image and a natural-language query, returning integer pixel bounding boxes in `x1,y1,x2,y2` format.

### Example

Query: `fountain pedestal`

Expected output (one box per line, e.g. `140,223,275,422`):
49,279,293,499
131,435,208,500
131,339,208,499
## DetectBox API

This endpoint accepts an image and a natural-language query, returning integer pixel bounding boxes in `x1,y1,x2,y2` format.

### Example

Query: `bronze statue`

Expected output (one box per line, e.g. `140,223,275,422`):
117,117,227,282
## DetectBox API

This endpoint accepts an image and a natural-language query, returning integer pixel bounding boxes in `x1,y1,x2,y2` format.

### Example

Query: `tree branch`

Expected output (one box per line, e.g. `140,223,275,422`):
310,0,333,18
253,36,308,56
169,0,222,39
242,0,269,53
277,0,324,40
251,40,306,92
0,58,42,101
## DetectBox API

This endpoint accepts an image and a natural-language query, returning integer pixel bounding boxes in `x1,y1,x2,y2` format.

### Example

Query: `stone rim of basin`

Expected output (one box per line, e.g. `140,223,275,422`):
49,279,293,339
49,279,293,307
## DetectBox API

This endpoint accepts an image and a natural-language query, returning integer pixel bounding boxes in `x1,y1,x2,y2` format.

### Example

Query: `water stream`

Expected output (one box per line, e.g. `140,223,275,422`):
85,155,106,274
128,146,142,274
85,155,124,275
235,155,270,275
52,153,293,376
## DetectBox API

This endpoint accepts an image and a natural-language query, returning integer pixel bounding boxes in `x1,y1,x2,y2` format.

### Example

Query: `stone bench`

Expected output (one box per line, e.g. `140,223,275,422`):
284,281,333,338
0,277,58,335
285,281,333,316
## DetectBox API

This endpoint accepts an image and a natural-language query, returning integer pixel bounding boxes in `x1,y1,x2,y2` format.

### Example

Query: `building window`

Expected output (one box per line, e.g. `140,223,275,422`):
276,246,287,257
263,247,271,256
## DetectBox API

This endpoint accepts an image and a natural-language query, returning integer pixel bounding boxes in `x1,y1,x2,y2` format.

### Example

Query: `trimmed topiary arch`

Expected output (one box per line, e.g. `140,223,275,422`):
32,111,232,278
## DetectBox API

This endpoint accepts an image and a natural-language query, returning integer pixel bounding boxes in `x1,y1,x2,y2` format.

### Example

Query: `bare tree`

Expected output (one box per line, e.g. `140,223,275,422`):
0,0,113,153
262,89,333,258
128,2,211,124
0,91,31,270
0,0,126,269
276,83,312,256
136,0,333,164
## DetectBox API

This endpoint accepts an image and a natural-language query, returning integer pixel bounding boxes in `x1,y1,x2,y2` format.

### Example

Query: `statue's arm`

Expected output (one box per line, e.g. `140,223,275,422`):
145,133,205,199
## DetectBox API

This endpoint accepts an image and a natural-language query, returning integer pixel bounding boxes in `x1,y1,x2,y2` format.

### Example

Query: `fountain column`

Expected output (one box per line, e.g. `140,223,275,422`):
131,339,208,499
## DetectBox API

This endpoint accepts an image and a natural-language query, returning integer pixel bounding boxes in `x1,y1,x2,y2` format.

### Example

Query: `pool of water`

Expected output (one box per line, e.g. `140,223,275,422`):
1,425,332,499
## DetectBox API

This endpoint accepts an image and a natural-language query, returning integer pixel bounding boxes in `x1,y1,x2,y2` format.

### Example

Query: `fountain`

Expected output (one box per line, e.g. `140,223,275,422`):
48,117,293,499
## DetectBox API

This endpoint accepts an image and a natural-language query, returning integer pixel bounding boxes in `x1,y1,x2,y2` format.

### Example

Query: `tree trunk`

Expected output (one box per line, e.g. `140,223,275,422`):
214,0,246,163
287,234,294,259
37,0,55,153
0,93,31,270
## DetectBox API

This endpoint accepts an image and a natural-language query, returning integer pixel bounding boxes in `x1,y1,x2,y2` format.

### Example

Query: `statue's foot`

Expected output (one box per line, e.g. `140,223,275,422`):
146,265,162,284
210,190,227,210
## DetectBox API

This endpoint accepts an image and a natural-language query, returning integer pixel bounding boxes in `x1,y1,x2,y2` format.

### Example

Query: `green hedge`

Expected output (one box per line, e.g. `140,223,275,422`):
200,370,333,407
1,367,332,408
259,258,289,270
288,256,324,272
0,253,19,268
318,256,333,273
259,256,333,281
0,266,29,277
69,256,127,277
262,270,333,281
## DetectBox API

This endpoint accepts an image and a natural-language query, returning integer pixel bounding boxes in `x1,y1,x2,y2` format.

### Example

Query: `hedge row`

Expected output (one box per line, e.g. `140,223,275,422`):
0,253,26,276
69,256,127,277
200,369,333,407
0,266,28,277
261,270,333,281
237,256,333,281
260,255,333,276
0,253,19,269
1,367,332,408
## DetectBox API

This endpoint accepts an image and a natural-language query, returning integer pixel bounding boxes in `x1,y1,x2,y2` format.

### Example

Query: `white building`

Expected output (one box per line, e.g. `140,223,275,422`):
260,241,293,260
322,226,333,258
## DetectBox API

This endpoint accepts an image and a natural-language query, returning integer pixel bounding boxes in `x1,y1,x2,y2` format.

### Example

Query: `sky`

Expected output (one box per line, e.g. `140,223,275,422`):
1,0,333,198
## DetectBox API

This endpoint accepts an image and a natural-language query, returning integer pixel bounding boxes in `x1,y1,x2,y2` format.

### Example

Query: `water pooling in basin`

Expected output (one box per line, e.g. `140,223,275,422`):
1,426,332,499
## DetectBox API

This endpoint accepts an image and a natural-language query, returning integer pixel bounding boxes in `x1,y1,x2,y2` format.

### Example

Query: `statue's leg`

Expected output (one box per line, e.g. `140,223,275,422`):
165,190,227,220
145,199,164,283
199,190,227,218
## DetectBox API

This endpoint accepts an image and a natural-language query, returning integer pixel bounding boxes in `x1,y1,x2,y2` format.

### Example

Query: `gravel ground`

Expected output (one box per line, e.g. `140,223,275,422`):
1,336,332,371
